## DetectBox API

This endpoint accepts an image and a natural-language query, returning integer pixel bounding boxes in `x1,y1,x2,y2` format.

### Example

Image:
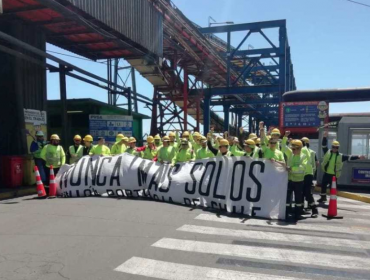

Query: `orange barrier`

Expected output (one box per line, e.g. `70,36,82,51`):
34,166,46,198
323,176,343,220
48,165,57,198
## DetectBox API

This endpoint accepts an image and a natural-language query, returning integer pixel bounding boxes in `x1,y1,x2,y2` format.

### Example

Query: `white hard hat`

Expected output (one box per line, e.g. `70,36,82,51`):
36,131,44,137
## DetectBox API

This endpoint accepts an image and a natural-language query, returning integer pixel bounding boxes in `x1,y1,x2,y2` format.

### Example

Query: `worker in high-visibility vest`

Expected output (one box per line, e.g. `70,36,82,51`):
111,134,126,155
157,136,176,164
319,131,365,202
263,127,281,150
126,137,139,156
154,134,162,149
189,131,202,151
196,136,215,159
168,131,179,149
176,130,193,149
284,139,308,220
243,139,260,159
230,137,245,156
82,135,94,156
40,134,66,184
259,122,285,165
68,135,83,164
172,138,195,165
282,132,318,218
89,137,110,156
207,136,232,157
30,130,47,183
141,136,158,160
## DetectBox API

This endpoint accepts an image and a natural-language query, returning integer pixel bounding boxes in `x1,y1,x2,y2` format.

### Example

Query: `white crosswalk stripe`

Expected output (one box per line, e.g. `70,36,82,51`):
177,224,370,250
115,257,303,280
152,238,370,271
195,213,370,235
115,201,370,280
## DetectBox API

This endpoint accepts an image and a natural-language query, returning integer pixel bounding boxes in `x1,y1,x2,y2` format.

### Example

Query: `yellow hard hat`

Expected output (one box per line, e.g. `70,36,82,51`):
154,134,161,140
169,132,176,137
193,132,201,138
291,139,303,148
244,139,256,146
332,140,340,147
181,138,189,145
129,137,136,143
219,139,229,146
74,135,82,140
182,131,190,137
248,133,257,140
301,137,310,144
147,136,154,143
83,135,93,142
123,137,129,142
162,136,170,142
50,134,60,141
255,138,261,145
200,136,207,143
116,134,124,142
271,128,281,135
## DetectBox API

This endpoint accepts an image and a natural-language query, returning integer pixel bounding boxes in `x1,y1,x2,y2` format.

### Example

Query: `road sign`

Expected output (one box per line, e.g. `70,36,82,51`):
89,115,133,144
352,168,370,184
280,101,326,128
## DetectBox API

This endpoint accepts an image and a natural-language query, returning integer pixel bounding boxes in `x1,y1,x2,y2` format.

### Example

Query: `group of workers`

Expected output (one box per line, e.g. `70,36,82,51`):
31,124,365,221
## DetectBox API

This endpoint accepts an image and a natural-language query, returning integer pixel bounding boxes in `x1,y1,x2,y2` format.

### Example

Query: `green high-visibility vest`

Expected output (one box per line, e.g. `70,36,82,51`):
69,145,83,164
287,153,307,182
322,150,343,178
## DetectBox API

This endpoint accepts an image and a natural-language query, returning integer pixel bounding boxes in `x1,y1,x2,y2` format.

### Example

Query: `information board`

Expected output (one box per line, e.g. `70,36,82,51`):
280,101,325,128
89,115,133,143
24,109,47,154
352,168,370,184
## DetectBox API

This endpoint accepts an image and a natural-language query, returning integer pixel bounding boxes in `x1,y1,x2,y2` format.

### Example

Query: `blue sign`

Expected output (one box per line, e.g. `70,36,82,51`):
282,102,322,128
89,115,133,144
352,168,370,183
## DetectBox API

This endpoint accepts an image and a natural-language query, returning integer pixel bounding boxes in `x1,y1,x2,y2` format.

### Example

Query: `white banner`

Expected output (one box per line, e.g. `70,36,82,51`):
56,154,288,219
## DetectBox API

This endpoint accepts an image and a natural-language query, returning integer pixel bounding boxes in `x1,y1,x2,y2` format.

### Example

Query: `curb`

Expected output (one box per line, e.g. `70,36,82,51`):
0,187,36,200
314,186,370,204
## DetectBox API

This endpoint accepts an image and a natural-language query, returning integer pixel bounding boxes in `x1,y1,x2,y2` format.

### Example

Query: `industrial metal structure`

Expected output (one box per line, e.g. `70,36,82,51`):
0,0,297,156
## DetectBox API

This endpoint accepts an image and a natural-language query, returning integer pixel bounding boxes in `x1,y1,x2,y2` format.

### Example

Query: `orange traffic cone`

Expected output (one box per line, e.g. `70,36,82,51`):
34,166,47,198
48,165,57,198
322,176,343,219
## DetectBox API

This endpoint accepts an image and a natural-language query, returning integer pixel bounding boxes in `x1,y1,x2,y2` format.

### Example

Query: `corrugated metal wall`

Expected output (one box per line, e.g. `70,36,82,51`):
0,23,46,156
66,0,163,57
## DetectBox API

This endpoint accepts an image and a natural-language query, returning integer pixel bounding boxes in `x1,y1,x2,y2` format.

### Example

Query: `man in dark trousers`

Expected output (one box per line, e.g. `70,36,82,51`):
319,131,366,202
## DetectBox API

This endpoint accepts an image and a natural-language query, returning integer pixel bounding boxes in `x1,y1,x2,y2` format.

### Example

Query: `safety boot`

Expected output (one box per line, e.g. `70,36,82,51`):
311,206,318,218
317,195,327,203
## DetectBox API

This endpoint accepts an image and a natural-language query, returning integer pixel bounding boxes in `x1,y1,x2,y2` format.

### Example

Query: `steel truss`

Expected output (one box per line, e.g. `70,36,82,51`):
199,19,296,135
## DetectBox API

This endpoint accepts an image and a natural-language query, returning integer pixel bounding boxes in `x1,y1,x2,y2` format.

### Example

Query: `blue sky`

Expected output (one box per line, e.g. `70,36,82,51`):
46,0,370,135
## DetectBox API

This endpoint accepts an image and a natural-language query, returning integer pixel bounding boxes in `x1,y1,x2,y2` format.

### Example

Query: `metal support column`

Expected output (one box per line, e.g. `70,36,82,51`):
59,64,68,149
196,97,200,132
223,104,230,132
127,87,132,116
150,89,158,136
113,58,118,106
226,31,231,87
183,67,188,131
279,26,287,98
131,67,138,112
238,113,243,136
203,94,210,135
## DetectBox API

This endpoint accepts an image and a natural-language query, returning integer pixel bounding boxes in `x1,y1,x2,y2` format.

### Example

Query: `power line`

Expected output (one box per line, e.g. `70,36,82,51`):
346,0,370,8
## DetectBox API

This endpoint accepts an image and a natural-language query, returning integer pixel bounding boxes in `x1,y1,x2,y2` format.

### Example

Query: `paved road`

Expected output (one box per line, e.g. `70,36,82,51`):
0,195,370,280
